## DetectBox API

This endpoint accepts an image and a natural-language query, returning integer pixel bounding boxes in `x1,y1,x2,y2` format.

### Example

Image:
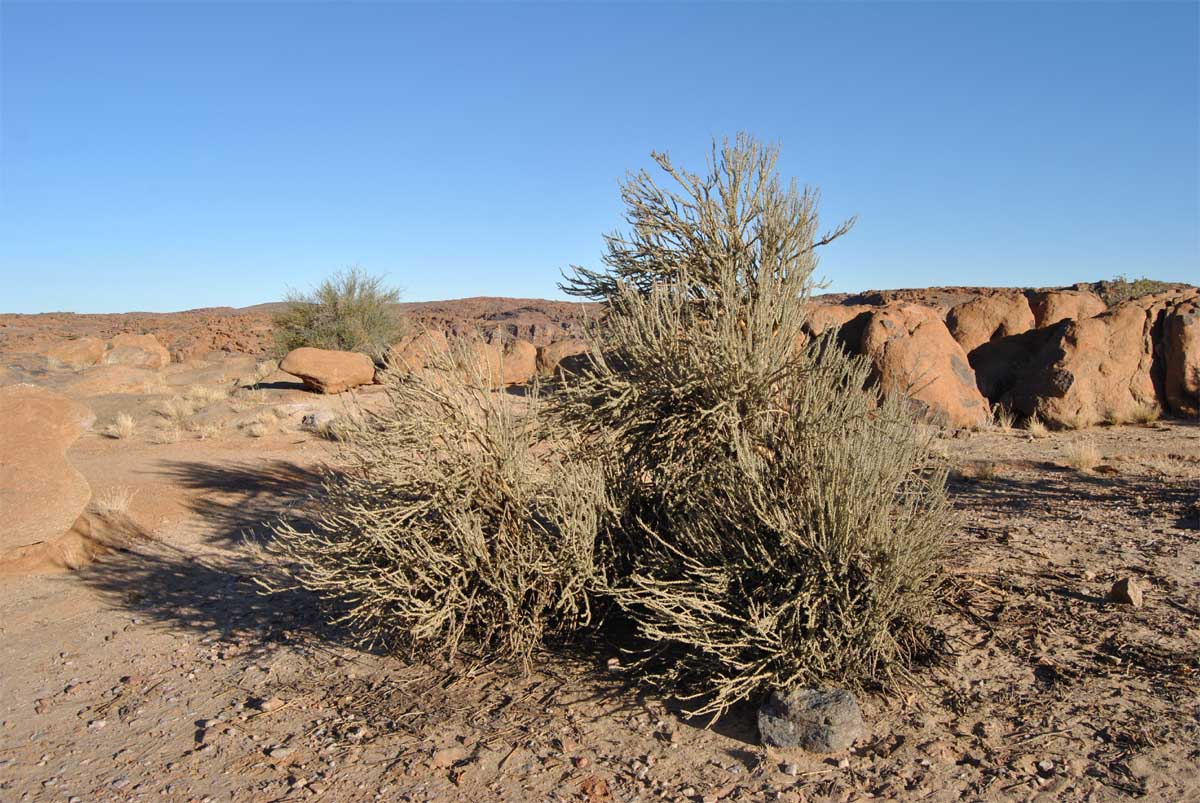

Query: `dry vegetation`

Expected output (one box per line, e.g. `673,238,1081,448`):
272,267,404,360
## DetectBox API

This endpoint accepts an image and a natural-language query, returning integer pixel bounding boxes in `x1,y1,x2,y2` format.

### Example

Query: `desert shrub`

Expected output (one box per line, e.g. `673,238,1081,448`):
555,135,950,716
264,346,610,666
273,268,404,360
1098,275,1175,306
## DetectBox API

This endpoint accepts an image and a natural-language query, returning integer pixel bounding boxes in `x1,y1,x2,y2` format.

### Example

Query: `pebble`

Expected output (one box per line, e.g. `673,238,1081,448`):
1108,577,1144,607
269,746,296,760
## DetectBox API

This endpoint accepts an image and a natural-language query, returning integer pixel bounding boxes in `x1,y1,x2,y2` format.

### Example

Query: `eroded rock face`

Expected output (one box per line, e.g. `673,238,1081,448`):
1162,295,1199,417
41,337,106,369
859,304,989,429
105,333,171,369
1006,291,1195,428
279,347,376,394
1027,289,1107,328
62,365,164,397
946,292,1035,355
536,339,589,377
0,386,94,571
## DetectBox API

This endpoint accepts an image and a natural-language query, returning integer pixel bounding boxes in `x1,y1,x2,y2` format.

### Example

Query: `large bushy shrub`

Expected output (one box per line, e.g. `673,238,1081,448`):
265,346,609,665
273,268,404,360
556,135,950,716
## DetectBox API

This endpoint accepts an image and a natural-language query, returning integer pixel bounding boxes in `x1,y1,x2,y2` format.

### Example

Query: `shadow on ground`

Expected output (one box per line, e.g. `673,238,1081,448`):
77,457,346,651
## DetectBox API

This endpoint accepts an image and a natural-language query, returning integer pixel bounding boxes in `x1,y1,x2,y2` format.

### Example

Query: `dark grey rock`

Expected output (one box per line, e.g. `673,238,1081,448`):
758,687,864,752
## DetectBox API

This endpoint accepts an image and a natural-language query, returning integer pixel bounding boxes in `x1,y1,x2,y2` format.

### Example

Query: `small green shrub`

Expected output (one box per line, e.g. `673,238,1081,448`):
264,346,609,666
272,268,404,360
555,134,950,717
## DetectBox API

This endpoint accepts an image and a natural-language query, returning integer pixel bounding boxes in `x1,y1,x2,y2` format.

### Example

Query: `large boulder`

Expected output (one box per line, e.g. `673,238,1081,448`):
804,304,875,337
536,339,589,377
467,339,538,388
279,347,376,394
945,292,1035,354
859,304,989,429
0,386,95,572
1162,294,1200,417
1006,291,1194,428
105,333,171,369
41,337,106,369
386,329,450,373
1027,289,1107,328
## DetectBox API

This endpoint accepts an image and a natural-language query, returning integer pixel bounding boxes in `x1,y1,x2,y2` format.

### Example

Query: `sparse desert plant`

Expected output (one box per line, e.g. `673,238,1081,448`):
253,360,277,385
242,410,278,438
263,350,610,665
187,419,224,440
153,396,196,425
555,134,949,716
971,460,1000,481
150,423,182,445
104,412,137,440
186,383,230,406
91,486,135,515
991,404,1014,431
272,267,405,360
1098,275,1175,306
1123,402,1162,425
1025,415,1049,438
1064,440,1101,472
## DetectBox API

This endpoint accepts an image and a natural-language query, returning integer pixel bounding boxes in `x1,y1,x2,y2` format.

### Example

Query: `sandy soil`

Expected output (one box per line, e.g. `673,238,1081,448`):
1,353,1198,802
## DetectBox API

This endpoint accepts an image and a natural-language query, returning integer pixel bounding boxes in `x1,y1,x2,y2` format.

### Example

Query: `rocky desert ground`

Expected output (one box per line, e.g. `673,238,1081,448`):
1,287,1198,803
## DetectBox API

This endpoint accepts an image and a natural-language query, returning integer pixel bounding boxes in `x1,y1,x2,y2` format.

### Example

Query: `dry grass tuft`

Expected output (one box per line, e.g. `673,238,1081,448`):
187,420,224,440
91,486,135,515
186,384,230,406
103,412,137,440
1064,440,1101,472
150,424,182,445
991,404,1014,431
153,396,195,425
1124,402,1162,425
1025,416,1050,438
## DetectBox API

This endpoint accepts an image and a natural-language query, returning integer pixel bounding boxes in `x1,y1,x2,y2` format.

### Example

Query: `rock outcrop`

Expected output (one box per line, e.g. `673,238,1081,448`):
859,304,990,429
1006,291,1196,428
1161,294,1199,417
536,339,589,377
1027,289,1107,328
946,292,1035,354
0,385,96,573
41,337,106,369
279,347,377,394
104,333,171,369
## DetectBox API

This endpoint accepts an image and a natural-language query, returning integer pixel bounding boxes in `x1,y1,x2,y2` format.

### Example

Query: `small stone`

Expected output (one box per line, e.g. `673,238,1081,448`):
1108,577,1144,607
256,696,286,713
573,756,590,769
87,719,107,730
431,745,470,769
782,762,800,776
758,688,865,752
1037,759,1056,776
269,746,296,760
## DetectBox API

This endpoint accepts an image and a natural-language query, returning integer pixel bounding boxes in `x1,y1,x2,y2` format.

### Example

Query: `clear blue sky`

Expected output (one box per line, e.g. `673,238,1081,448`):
1,2,1196,314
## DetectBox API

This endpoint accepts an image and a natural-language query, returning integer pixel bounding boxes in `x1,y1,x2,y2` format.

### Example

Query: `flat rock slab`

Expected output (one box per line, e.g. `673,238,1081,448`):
758,687,865,753
0,385,94,560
